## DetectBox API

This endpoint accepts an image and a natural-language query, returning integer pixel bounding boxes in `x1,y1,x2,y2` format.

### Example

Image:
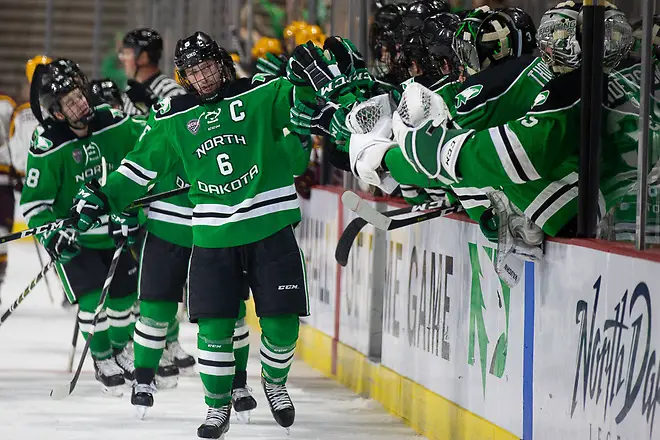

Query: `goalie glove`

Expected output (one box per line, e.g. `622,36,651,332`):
256,53,288,77
108,209,141,248
289,99,337,137
349,117,398,194
41,228,80,264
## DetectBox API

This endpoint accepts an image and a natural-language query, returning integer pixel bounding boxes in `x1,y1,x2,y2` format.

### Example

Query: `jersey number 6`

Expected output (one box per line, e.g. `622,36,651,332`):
216,153,234,176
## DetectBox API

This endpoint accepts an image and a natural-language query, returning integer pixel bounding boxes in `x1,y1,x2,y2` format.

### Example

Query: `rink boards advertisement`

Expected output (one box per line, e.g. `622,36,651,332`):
381,203,525,438
532,242,660,440
297,187,660,440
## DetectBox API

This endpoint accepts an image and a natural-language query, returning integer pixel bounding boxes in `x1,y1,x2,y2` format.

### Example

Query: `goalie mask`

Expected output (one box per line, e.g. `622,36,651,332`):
537,1,632,75
39,59,94,129
455,11,521,76
452,6,491,76
174,31,236,102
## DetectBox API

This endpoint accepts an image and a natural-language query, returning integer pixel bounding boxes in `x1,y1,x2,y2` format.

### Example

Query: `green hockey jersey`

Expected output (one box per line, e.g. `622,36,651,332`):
103,76,305,248
20,107,146,249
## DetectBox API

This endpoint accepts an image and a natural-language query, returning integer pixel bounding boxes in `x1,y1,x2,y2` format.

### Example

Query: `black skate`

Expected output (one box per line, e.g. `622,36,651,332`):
262,377,295,432
155,354,180,389
131,381,157,420
113,346,135,381
165,340,196,369
197,405,231,439
93,356,125,396
232,386,257,423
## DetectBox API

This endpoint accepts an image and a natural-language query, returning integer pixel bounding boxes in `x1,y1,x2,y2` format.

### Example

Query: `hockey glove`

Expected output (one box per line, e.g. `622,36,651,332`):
287,42,343,95
108,208,141,247
323,37,366,75
256,53,288,77
71,179,110,233
41,228,80,265
393,114,474,184
290,99,337,137
329,106,352,148
125,79,159,113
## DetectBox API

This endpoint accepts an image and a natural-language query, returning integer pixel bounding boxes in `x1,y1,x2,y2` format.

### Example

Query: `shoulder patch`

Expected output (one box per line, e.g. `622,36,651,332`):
30,128,52,151
153,94,199,119
221,77,278,99
455,85,483,109
529,69,581,113
251,73,269,83
28,123,75,155
532,91,550,108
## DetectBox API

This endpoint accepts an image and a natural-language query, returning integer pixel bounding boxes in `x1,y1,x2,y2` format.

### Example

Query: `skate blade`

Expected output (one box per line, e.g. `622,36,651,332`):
155,375,178,390
135,405,148,420
235,410,251,424
102,385,124,397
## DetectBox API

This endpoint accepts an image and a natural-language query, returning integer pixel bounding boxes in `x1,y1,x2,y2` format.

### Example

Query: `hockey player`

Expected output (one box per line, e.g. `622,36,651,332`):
71,32,310,438
120,28,185,115
20,59,147,393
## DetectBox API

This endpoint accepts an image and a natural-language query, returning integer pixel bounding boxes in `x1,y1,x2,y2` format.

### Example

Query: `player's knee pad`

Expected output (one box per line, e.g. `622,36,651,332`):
198,317,236,343
140,300,178,323
259,314,299,347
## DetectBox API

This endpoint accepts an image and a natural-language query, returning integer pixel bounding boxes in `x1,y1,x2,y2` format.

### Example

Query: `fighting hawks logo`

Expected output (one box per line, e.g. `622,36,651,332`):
187,119,200,135
72,149,83,163
455,84,484,109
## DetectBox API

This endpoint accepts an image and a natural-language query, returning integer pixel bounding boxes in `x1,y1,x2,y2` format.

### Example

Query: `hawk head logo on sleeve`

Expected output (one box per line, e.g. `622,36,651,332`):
156,97,172,115
532,91,550,109
455,84,484,109
30,130,53,151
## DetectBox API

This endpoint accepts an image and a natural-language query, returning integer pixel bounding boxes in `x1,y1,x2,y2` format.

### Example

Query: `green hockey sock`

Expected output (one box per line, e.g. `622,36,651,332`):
259,314,299,384
166,316,179,343
77,291,112,360
134,300,178,372
106,293,137,350
198,317,236,408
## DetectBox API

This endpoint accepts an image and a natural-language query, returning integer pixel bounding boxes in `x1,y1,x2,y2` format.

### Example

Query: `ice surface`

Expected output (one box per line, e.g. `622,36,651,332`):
0,241,423,440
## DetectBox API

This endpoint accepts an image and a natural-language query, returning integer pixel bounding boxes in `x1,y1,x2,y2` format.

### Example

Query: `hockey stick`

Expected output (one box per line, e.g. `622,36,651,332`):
335,195,461,266
50,240,125,399
32,238,55,303
67,310,80,373
0,260,55,326
0,186,191,245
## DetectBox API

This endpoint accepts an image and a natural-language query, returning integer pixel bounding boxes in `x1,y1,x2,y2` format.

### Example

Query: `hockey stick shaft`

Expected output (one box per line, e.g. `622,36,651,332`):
51,240,125,399
0,186,190,245
32,237,55,303
67,310,80,373
0,260,55,326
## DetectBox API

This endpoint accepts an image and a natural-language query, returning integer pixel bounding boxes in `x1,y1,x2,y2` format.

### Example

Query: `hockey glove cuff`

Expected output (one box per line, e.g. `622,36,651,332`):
41,228,80,264
290,99,337,137
71,179,110,233
108,208,141,247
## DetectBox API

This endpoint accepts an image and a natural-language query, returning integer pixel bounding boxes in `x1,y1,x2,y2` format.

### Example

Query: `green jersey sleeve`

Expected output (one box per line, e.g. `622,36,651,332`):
281,131,312,176
104,109,177,212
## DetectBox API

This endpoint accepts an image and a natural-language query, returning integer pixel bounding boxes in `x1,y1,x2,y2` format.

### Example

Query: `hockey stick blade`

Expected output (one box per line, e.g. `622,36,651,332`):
341,191,392,230
49,383,73,400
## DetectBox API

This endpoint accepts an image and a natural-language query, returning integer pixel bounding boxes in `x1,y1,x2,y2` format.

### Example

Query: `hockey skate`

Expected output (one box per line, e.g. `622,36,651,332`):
131,381,157,420
155,354,179,389
231,386,257,423
93,356,125,396
165,340,196,370
113,345,135,381
262,377,295,433
197,404,231,439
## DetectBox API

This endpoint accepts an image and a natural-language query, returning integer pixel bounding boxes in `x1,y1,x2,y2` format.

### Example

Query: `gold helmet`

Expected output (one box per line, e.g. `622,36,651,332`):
283,21,308,39
251,37,284,60
230,52,241,64
303,24,326,47
26,55,53,83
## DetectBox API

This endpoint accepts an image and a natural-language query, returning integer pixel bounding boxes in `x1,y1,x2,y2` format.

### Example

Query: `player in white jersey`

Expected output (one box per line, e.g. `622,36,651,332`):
118,28,186,115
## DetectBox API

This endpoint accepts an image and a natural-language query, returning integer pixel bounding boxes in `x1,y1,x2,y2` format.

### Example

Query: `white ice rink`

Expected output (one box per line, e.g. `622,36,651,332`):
0,241,422,440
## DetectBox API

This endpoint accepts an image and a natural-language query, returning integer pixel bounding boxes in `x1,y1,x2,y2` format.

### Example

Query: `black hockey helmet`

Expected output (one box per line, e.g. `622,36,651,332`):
400,14,460,77
122,28,163,65
429,0,450,14
400,1,441,40
90,78,122,109
499,7,537,56
174,31,236,102
369,3,404,61
39,58,94,128
425,12,461,33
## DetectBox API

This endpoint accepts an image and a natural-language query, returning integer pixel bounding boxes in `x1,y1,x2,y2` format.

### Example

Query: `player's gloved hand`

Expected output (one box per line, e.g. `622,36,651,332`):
108,208,141,247
392,113,475,184
323,37,366,74
41,228,80,264
287,42,344,95
256,53,289,77
125,79,159,112
290,99,337,137
329,106,352,147
71,179,109,233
